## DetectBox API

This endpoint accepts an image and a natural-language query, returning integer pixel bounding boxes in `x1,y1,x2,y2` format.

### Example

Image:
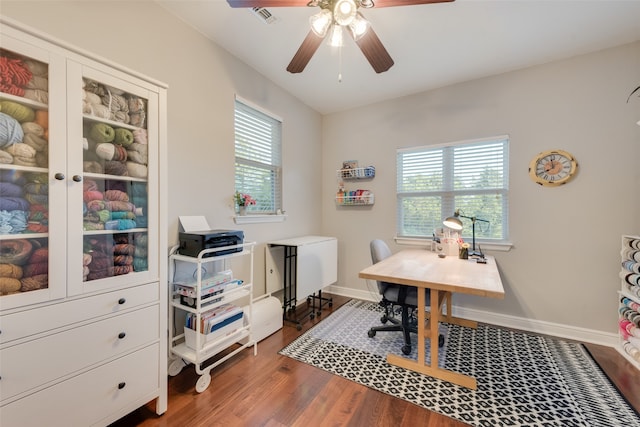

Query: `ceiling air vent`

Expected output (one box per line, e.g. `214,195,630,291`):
251,7,277,24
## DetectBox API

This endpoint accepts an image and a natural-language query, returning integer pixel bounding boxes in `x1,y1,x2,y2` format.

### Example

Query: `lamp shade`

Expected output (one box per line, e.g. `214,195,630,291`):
327,24,344,47
309,9,332,37
334,0,357,26
348,12,369,40
443,216,463,231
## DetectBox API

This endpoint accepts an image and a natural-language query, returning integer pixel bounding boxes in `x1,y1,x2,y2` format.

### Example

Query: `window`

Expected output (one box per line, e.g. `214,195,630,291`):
396,136,509,243
234,98,282,214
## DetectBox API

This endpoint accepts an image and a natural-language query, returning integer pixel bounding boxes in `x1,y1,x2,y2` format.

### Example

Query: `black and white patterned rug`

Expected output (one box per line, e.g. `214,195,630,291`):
279,300,640,426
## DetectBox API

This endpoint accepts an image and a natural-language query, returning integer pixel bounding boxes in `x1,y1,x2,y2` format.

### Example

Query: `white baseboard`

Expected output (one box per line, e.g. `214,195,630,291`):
326,284,618,347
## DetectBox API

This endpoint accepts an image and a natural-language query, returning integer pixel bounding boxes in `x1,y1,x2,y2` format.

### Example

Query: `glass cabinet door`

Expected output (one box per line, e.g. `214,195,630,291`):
0,36,66,310
67,64,158,296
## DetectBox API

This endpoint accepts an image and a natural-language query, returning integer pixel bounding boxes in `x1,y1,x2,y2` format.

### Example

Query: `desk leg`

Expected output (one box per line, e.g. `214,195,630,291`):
386,288,478,389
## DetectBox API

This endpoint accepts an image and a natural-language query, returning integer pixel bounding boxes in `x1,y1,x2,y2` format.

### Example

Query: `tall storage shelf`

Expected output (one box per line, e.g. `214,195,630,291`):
168,242,257,393
0,18,168,426
619,234,640,369
335,166,375,206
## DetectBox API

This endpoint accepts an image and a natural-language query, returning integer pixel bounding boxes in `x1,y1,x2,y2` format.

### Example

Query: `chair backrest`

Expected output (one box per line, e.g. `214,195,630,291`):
370,239,393,295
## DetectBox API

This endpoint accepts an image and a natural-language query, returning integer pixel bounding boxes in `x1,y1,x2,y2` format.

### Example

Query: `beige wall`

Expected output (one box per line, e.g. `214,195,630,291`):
322,41,640,337
1,1,324,296
3,2,639,340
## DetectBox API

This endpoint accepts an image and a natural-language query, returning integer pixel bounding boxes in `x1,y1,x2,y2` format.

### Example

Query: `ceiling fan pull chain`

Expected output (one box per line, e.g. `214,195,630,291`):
338,44,343,83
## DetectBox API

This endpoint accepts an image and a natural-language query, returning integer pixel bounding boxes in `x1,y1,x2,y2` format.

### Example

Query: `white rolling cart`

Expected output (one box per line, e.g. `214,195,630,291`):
167,242,257,393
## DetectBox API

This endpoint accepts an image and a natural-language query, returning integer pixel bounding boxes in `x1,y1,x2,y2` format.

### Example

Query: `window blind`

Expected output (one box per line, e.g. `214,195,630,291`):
397,136,509,242
234,99,282,213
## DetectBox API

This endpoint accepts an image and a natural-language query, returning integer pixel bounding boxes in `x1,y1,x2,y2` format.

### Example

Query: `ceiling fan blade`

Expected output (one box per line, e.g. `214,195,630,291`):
287,30,325,73
352,27,394,73
226,0,308,7
371,0,454,7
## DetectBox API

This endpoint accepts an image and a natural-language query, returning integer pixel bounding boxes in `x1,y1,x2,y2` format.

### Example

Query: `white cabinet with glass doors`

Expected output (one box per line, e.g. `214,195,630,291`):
0,19,167,426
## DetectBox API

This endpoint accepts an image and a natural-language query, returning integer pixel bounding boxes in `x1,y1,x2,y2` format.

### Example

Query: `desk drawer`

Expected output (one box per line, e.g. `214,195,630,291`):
0,304,158,402
0,282,158,344
0,343,159,427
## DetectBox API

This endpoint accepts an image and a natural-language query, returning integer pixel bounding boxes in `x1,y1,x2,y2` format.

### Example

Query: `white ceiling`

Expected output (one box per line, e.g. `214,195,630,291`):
157,0,640,114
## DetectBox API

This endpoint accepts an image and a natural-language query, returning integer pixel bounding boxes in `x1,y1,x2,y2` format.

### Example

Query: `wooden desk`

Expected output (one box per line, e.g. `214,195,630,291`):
359,249,504,389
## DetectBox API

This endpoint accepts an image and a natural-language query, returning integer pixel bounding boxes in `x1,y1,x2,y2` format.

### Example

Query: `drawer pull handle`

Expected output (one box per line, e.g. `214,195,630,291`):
118,332,126,339
118,298,126,305
54,173,65,180
72,175,83,182
118,382,126,390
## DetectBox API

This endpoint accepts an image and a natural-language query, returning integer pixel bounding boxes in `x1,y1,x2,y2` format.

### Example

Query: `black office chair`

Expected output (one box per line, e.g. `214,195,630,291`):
367,239,444,355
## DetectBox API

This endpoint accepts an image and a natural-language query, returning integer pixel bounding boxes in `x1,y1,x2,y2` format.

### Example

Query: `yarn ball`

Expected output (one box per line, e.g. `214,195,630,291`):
28,247,48,264
104,160,128,176
35,110,48,130
95,142,115,160
0,101,35,123
20,274,48,291
0,112,25,148
0,239,33,265
0,150,13,164
114,128,134,147
82,161,103,174
0,263,23,279
23,262,48,277
0,182,23,197
83,190,104,203
0,277,21,294
5,143,36,162
105,190,129,202
126,162,147,178
133,257,148,272
23,133,47,151
21,122,44,137
89,122,115,143
97,143,126,161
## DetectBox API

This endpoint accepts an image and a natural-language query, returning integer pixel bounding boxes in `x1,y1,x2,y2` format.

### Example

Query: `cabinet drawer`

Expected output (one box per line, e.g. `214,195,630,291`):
0,343,159,427
0,305,158,403
0,282,158,344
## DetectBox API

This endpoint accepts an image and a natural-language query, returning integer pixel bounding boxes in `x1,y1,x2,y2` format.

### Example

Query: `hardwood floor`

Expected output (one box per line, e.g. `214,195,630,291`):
111,295,640,427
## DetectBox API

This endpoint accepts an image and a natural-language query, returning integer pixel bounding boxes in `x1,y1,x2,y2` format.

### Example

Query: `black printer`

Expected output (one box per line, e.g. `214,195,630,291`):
178,229,244,258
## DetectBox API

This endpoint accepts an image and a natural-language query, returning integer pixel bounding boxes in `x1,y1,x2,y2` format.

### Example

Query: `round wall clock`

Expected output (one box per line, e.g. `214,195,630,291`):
528,149,578,187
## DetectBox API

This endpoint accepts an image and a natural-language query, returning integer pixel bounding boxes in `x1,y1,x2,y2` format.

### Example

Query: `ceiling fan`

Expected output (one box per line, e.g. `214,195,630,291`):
227,0,454,74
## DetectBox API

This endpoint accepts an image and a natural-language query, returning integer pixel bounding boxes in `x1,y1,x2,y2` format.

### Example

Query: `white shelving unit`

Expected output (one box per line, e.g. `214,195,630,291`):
335,166,375,206
168,242,257,393
618,234,640,370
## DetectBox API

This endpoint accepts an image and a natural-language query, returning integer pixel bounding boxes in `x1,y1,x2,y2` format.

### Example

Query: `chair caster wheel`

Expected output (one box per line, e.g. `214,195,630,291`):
402,345,411,355
380,315,388,324
368,329,376,338
438,334,445,348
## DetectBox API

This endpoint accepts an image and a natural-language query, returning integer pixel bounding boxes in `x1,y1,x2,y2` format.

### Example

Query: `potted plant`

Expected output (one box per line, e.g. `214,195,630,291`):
234,191,256,215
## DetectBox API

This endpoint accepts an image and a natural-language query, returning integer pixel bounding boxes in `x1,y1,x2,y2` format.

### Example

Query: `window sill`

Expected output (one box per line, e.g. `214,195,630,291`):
234,214,287,225
394,236,513,252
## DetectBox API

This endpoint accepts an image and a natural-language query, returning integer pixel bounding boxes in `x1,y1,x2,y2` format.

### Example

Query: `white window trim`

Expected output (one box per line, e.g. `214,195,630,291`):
234,213,287,224
393,236,513,252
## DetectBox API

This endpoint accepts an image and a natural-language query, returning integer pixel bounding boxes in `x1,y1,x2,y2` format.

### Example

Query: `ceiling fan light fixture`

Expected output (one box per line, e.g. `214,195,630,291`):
348,12,369,40
327,24,344,47
309,9,332,37
333,0,357,26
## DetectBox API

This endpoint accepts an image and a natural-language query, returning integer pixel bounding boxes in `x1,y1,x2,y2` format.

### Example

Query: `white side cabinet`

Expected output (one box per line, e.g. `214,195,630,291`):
619,234,640,369
0,18,167,426
168,243,257,393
